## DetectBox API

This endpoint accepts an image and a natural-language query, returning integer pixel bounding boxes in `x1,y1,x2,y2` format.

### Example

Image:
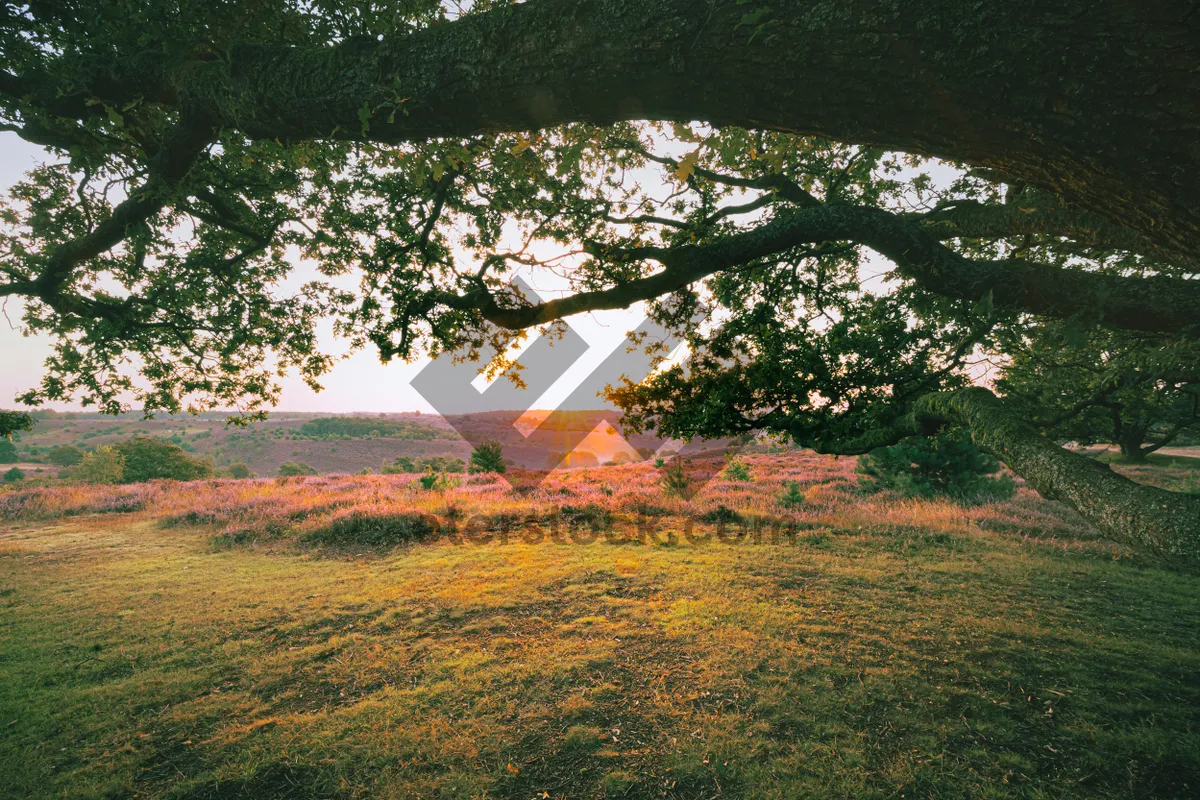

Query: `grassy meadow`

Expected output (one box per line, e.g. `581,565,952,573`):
2,452,1199,798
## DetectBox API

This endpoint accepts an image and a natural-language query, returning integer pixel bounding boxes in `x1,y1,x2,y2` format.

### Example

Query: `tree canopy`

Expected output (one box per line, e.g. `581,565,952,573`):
0,1,1197,554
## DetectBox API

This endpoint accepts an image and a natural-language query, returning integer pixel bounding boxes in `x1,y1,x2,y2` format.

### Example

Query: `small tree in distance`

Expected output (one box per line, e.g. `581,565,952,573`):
278,461,318,477
47,445,84,467
113,437,212,483
468,440,506,474
3,467,25,483
76,446,125,484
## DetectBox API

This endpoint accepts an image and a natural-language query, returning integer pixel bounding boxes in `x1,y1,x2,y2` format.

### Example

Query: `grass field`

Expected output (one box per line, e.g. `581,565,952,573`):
2,453,1199,799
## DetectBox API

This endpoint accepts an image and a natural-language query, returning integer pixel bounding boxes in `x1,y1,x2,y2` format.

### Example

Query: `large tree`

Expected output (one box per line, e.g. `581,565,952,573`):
996,323,1200,464
0,1,1198,555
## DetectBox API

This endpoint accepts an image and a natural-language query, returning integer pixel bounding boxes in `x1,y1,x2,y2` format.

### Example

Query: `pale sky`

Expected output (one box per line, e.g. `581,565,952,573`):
0,133,644,415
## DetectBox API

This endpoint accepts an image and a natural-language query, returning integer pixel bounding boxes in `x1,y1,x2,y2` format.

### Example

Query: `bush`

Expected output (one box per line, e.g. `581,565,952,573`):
468,440,506,474
559,503,614,530
856,431,1016,501
417,466,459,491
47,445,84,467
0,439,17,464
778,480,805,510
698,504,742,525
660,459,692,498
75,446,126,484
277,461,318,477
562,450,599,468
723,453,752,481
3,467,25,483
228,462,252,479
382,455,417,474
438,455,467,473
113,437,213,483
303,511,437,549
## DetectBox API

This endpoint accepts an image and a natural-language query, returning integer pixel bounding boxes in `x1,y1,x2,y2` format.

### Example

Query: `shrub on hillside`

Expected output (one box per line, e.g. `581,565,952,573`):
777,480,806,510
3,467,25,483
426,455,466,473
559,503,614,530
417,466,459,491
469,440,506,474
228,462,252,479
381,456,418,474
0,439,17,464
856,431,1016,501
297,416,454,440
660,459,692,498
698,504,742,525
75,446,125,484
47,445,84,467
113,437,213,483
277,461,318,477
562,450,599,468
382,455,467,475
723,453,752,482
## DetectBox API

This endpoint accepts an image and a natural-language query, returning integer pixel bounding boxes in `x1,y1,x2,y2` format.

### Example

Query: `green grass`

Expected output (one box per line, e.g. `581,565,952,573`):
1,514,1199,799
1098,450,1200,494
1095,451,1200,470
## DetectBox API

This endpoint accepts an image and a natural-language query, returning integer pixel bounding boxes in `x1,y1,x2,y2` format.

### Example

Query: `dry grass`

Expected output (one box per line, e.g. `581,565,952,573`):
0,452,1098,548
1,453,1198,799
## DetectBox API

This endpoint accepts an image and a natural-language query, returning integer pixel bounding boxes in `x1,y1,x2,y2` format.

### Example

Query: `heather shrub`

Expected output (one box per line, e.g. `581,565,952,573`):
302,511,437,550
856,431,1016,502
94,493,147,514
698,504,742,525
559,503,614,530
625,500,670,517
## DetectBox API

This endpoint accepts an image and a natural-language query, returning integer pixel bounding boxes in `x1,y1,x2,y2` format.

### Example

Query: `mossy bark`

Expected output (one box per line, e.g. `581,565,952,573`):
914,389,1200,559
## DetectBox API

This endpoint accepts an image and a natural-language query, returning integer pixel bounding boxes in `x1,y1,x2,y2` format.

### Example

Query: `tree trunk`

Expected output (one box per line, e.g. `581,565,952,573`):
167,0,1200,259
913,389,1200,559
1118,427,1151,464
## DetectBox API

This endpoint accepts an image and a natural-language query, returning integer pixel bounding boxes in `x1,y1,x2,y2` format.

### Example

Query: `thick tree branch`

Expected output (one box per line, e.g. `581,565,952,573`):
458,204,1200,334
910,200,1182,265
817,388,1200,558
139,0,1200,258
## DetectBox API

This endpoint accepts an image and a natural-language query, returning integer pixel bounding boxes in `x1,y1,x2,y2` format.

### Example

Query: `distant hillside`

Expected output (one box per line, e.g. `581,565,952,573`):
6,409,734,477
296,416,458,440
8,411,468,477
